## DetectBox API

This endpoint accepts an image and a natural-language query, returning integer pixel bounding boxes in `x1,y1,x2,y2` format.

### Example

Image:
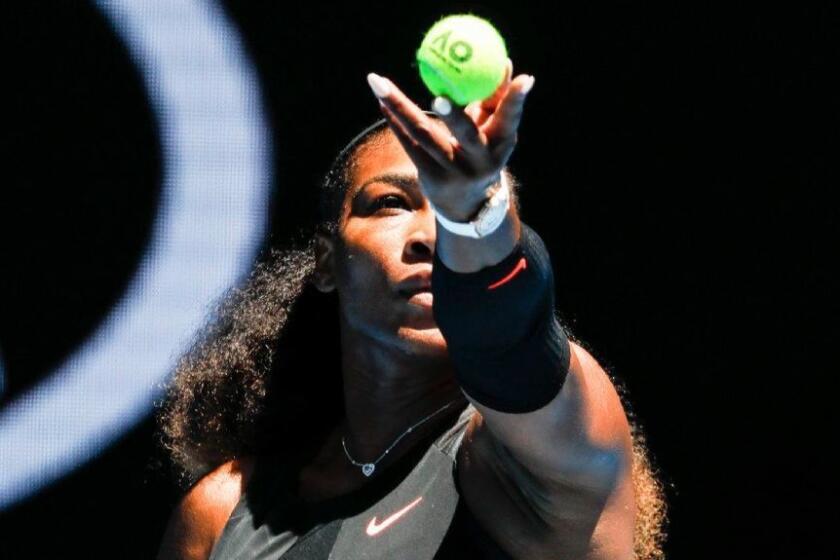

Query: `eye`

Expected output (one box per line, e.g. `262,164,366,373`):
371,194,410,212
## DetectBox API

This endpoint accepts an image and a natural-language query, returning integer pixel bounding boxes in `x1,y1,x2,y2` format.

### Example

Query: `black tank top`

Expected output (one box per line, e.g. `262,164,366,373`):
208,402,515,559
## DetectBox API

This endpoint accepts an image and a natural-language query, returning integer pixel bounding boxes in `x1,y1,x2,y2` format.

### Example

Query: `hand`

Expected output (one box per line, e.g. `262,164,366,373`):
367,58,535,222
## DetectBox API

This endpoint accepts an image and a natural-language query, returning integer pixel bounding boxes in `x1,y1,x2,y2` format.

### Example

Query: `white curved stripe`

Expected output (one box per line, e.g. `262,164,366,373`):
0,0,271,509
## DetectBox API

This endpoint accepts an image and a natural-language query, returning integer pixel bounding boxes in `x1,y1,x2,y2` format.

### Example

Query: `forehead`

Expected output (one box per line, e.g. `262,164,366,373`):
350,130,415,191
348,120,448,192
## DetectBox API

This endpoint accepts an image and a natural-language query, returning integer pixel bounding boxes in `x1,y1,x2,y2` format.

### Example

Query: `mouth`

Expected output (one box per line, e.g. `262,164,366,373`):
400,288,433,309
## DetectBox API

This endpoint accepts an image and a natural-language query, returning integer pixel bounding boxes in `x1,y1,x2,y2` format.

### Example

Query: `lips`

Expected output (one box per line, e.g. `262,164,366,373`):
398,270,434,312
399,285,431,296
399,285,433,307
397,272,432,298
405,290,433,309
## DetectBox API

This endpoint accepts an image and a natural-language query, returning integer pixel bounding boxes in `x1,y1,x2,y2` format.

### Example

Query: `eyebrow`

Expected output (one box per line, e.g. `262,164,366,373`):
352,173,421,203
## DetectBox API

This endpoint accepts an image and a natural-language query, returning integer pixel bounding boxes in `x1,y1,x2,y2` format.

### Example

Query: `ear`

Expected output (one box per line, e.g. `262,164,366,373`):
311,231,337,293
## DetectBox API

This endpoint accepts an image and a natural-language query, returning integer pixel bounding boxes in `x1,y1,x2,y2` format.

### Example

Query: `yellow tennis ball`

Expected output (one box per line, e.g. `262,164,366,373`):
416,14,508,106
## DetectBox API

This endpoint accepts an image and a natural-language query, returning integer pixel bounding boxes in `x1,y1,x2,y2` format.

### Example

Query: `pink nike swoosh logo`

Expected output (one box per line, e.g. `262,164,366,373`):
487,257,527,290
365,496,423,537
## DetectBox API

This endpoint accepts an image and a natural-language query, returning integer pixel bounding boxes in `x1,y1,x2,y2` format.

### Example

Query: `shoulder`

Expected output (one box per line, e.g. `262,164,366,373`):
156,456,257,560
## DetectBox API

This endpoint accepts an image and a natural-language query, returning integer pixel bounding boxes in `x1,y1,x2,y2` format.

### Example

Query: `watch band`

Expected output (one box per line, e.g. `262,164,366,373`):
430,175,511,239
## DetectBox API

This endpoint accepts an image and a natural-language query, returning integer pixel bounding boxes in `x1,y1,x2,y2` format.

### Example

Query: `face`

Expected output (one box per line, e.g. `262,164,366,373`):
314,127,450,358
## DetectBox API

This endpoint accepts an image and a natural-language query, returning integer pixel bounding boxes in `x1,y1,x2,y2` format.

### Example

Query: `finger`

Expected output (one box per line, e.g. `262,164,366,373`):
431,95,485,159
464,100,483,122
484,74,535,159
367,73,454,168
377,100,445,176
473,57,514,126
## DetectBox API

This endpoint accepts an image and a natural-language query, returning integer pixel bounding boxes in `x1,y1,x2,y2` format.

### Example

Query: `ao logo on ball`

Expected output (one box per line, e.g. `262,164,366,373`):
430,31,474,65
0,0,271,510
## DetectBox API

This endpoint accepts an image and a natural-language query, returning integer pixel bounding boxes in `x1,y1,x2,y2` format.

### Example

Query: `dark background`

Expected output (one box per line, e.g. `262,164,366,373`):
0,1,834,558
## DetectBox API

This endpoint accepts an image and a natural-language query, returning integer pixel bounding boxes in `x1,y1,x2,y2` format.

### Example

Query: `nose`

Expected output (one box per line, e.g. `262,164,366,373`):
405,204,437,261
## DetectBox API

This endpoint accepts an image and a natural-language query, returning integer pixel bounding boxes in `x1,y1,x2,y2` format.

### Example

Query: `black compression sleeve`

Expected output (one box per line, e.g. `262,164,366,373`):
431,223,570,413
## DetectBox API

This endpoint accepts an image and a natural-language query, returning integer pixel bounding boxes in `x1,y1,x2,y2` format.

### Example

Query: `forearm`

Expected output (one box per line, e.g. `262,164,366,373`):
432,211,569,410
432,198,601,481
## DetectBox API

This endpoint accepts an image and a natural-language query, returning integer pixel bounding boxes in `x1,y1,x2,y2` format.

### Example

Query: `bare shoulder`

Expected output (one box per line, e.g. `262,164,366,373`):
156,456,257,560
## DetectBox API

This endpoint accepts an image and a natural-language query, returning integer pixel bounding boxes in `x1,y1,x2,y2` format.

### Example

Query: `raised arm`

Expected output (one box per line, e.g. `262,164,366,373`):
433,202,635,559
367,64,635,558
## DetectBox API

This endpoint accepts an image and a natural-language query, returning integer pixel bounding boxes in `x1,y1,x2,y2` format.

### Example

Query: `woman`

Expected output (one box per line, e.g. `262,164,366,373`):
156,59,668,559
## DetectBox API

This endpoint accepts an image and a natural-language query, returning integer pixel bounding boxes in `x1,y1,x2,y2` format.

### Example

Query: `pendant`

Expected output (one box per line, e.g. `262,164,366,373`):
362,463,375,477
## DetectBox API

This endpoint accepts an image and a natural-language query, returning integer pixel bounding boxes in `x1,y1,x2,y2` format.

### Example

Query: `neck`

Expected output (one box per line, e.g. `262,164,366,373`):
337,322,466,468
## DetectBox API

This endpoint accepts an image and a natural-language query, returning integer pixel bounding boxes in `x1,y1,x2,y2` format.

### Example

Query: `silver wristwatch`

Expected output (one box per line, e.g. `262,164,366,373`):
430,174,511,239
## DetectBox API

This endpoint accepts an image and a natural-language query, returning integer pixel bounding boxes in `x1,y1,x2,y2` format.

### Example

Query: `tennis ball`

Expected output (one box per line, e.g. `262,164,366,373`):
416,14,508,106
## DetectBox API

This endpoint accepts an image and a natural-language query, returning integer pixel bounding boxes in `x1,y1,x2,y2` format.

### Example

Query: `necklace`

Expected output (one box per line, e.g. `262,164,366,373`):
341,399,461,477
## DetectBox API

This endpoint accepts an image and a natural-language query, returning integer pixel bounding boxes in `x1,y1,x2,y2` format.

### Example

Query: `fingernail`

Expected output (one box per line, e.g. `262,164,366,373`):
521,75,535,95
432,96,451,116
367,73,390,98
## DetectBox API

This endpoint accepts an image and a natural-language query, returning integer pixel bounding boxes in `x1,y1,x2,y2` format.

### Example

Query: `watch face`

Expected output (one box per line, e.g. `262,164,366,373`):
476,187,510,236
477,212,501,236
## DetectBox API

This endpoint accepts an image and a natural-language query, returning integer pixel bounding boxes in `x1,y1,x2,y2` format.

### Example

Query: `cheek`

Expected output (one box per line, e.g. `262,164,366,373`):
336,224,402,288
336,243,395,314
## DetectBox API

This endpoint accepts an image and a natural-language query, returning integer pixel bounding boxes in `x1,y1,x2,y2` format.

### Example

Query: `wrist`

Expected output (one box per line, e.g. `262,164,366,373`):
433,174,503,223
431,174,510,240
434,197,519,273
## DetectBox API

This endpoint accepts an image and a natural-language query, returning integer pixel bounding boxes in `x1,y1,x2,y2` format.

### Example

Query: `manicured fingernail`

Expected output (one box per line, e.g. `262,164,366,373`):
521,75,535,95
367,73,390,98
432,96,451,116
